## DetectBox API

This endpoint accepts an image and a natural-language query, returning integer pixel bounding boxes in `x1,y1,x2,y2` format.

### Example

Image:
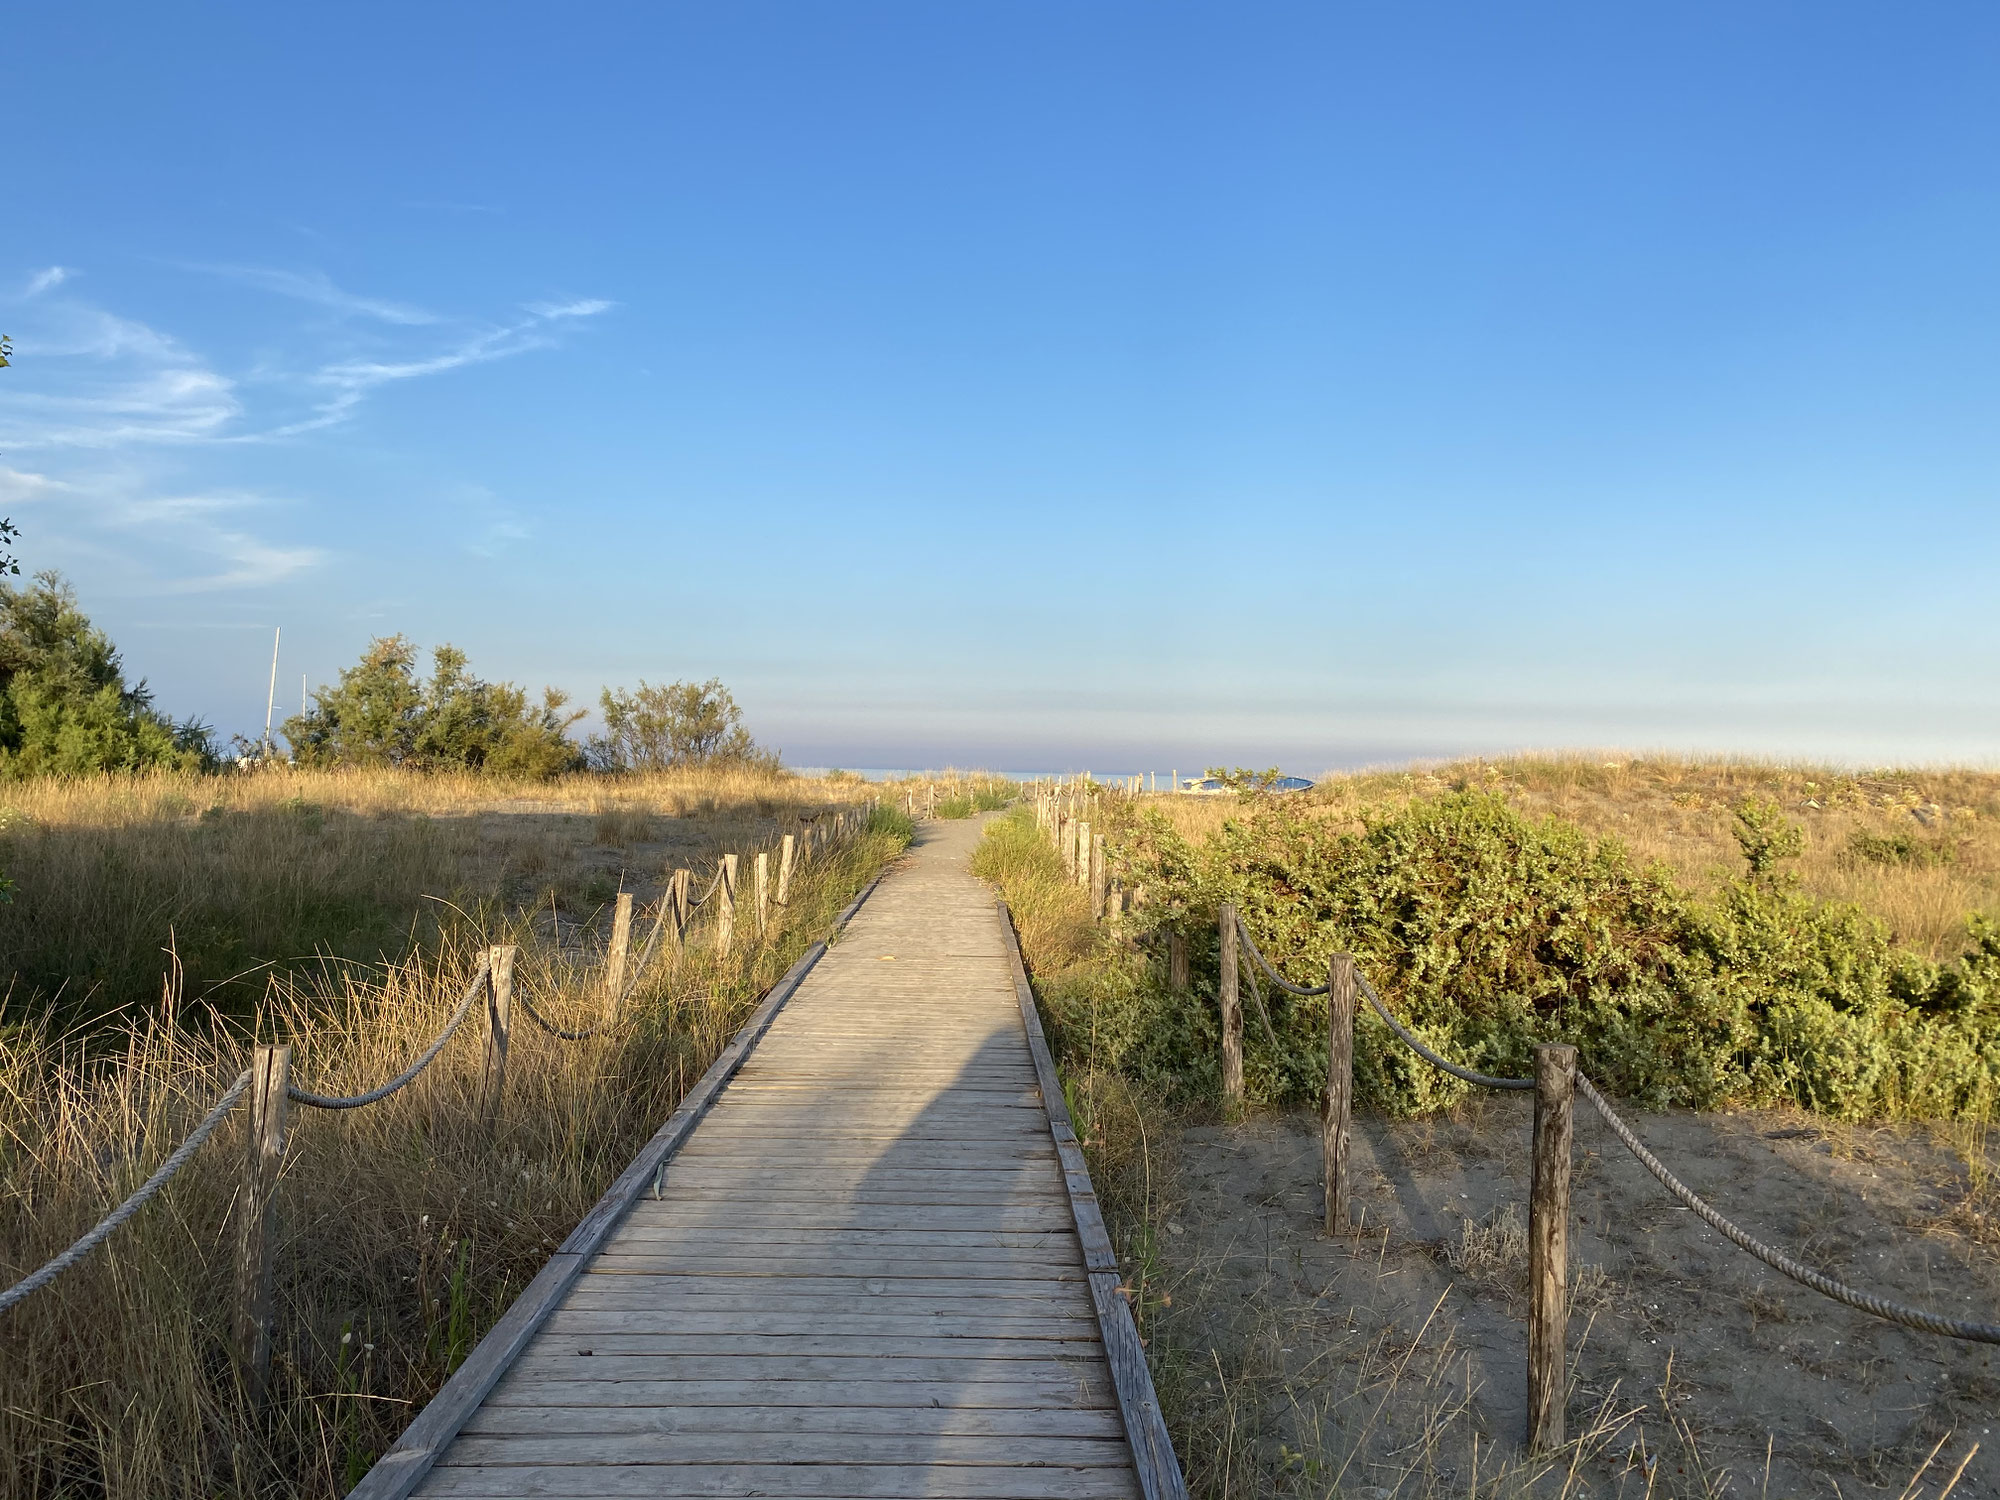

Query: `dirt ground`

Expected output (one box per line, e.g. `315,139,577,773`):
1139,1100,1999,1498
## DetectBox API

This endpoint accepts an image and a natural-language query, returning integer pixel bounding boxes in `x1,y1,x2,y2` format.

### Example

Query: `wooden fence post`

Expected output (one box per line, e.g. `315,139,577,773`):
603,893,633,1021
1218,904,1243,1108
1528,1043,1577,1452
717,855,738,955
1059,816,1074,874
669,869,691,950
1075,822,1091,889
1325,955,1356,1234
777,834,796,907
480,946,514,1126
234,1041,291,1404
1167,931,1189,990
1090,834,1107,919
755,851,770,937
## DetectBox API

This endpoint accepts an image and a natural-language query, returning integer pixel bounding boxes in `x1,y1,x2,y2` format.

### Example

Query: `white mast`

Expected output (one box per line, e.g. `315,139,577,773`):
262,626,280,756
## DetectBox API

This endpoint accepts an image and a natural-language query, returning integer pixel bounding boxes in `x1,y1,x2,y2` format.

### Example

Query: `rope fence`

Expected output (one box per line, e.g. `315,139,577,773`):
0,800,880,1402
1019,794,2000,1453
1214,907,2000,1451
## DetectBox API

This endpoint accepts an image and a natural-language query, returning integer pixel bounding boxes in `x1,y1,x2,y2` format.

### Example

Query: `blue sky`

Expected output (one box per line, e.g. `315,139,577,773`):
4,4,1996,771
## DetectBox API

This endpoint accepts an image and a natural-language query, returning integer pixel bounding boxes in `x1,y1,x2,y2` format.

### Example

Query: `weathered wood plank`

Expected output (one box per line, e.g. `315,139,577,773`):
415,1463,1140,1498
438,1434,1132,1467
502,1354,1112,1384
542,1310,1098,1339
502,1335,1108,1361
459,1405,1126,1438
483,1377,1115,1409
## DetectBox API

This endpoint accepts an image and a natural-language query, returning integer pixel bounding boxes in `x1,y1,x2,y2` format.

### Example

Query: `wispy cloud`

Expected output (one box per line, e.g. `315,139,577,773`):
199,264,440,325
526,298,614,320
0,466,328,592
0,265,611,595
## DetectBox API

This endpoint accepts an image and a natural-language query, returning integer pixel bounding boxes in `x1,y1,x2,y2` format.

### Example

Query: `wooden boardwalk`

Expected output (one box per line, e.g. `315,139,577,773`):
364,816,1179,1500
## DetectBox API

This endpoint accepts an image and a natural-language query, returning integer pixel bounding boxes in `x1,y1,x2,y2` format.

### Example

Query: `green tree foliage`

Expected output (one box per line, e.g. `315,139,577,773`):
284,636,583,778
590,678,775,771
0,573,214,778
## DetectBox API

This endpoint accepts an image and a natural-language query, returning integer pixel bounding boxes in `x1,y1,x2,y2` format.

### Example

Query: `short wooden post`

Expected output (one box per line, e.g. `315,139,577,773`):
1528,1043,1577,1452
777,834,796,907
1075,822,1091,889
1059,817,1074,873
1218,903,1243,1107
1090,834,1107,918
1171,768,1178,795
717,855,738,955
234,1042,291,1403
755,851,770,936
1324,955,1356,1234
1167,930,1189,990
480,946,515,1125
603,892,633,1020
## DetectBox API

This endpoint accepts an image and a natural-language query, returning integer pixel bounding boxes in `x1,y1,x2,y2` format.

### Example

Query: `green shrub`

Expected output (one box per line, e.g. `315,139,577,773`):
1847,828,1956,868
285,638,582,778
986,792,2000,1123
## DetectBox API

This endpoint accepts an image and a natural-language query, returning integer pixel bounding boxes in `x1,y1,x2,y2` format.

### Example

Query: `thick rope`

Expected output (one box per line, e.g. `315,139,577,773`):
683,867,727,914
1230,926,1283,1053
1235,915,1331,997
1354,972,1534,1091
286,958,490,1109
514,986,605,1042
0,1069,252,1316
1575,1074,2000,1344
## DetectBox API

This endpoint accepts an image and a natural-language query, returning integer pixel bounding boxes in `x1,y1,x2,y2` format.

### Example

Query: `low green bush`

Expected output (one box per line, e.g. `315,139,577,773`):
983,793,2000,1122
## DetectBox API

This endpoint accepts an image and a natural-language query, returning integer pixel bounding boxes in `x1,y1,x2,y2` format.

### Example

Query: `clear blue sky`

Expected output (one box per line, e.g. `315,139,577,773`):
4,4,1996,771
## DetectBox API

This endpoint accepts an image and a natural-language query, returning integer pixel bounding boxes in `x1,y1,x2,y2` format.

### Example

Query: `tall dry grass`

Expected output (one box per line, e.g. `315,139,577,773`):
1140,755,2000,961
0,804,909,1500
0,764,883,1024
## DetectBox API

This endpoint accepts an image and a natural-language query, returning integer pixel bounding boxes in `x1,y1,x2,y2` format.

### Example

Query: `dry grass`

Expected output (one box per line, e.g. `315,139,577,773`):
0,783,908,1499
1137,755,2000,960
0,764,882,1023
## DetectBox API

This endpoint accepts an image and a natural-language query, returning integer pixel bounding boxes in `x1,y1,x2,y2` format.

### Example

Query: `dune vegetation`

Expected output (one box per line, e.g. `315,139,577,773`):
0,766,913,1500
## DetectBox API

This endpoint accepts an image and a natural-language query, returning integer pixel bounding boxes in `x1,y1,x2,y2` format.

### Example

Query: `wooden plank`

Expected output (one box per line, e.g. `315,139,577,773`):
560,1292,1097,1317
499,1335,1108,1361
458,1405,1126,1438
437,1433,1132,1466
502,1354,1112,1384
542,1311,1097,1339
614,1207,1076,1231
483,1377,1114,1409
586,1257,1086,1279
598,1227,1080,1250
415,1463,1140,1498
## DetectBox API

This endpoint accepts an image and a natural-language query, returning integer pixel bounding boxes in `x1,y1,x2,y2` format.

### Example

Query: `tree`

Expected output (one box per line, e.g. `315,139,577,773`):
590,678,775,771
0,573,214,777
283,636,583,778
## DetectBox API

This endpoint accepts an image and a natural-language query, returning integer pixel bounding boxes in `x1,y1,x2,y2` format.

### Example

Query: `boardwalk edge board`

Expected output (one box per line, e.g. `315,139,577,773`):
348,872,888,1500
996,898,1192,1500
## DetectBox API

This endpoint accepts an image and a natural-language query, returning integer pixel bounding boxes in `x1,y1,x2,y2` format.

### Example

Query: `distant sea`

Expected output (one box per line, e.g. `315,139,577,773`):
790,768,1186,786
